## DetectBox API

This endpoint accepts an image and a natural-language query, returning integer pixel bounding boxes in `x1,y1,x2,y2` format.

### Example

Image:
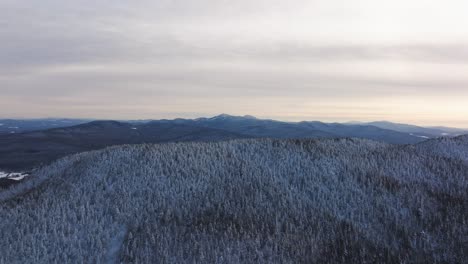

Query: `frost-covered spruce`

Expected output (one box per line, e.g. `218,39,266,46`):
0,137,467,263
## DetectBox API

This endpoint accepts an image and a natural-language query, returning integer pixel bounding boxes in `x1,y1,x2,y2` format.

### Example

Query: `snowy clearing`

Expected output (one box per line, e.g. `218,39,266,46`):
0,171,30,181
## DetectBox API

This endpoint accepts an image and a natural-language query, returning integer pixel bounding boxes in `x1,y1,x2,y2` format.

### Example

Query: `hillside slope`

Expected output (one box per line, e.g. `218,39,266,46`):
0,121,246,170
0,119,90,134
0,138,466,263
361,121,467,137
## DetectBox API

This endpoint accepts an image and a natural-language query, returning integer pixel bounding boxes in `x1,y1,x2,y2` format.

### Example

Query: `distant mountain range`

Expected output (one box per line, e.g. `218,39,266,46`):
0,114,466,171
347,121,466,138
0,118,90,134
0,120,245,171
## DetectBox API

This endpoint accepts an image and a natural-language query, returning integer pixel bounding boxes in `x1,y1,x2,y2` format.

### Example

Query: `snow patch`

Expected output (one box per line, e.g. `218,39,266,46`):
0,171,30,181
410,133,430,139
131,127,138,130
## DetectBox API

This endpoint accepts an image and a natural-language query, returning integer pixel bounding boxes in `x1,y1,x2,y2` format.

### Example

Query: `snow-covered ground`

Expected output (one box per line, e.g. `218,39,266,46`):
410,133,430,139
0,171,30,181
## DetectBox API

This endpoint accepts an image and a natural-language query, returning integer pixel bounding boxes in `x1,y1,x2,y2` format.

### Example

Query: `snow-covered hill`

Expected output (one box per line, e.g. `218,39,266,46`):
0,137,466,263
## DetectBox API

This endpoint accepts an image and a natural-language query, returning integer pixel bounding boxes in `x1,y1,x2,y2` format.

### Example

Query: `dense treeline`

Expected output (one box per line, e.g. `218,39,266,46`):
0,137,467,263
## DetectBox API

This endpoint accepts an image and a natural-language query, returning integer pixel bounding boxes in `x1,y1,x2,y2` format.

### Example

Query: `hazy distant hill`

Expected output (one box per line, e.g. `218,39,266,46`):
153,114,337,139
0,119,90,134
153,114,425,144
2,115,464,171
351,121,467,138
0,137,466,263
0,120,245,170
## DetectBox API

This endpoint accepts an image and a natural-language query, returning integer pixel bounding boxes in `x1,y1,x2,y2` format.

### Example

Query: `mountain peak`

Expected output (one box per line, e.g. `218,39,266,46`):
210,114,257,120
242,115,257,120
213,114,234,119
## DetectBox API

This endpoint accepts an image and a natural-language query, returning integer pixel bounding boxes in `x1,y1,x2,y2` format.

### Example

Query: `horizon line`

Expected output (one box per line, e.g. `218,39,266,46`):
1,114,467,130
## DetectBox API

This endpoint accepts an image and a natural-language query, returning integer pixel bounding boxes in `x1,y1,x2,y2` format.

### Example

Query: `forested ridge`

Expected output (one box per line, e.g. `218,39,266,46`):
0,137,467,263
0,115,433,171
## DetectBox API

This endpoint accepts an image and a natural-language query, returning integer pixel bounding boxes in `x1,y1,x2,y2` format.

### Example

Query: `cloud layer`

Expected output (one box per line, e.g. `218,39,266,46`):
1,0,468,126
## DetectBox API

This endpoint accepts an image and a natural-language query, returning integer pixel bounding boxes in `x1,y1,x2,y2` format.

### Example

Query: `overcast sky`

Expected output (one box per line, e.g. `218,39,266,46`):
1,0,468,127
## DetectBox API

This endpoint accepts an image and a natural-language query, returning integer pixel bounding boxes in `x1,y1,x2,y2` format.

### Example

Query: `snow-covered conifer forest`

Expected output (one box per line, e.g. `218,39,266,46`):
0,137,467,263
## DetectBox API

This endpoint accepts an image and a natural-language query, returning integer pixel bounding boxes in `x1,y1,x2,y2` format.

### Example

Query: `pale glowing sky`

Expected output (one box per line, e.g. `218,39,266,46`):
1,0,468,127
